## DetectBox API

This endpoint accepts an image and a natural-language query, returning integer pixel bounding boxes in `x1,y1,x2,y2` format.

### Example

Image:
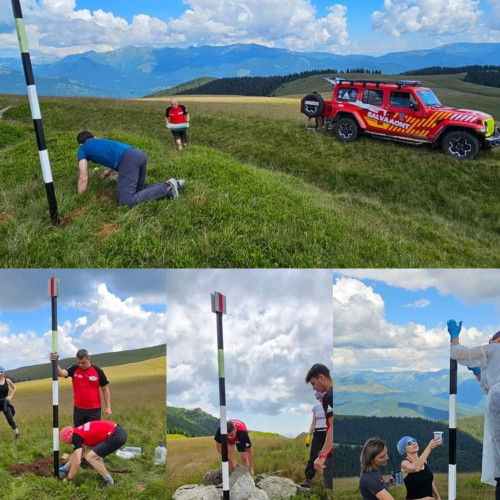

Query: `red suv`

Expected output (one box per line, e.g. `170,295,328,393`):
300,78,500,159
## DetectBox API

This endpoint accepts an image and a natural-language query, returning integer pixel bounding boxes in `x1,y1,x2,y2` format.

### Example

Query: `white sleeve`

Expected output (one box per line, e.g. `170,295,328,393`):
450,344,488,365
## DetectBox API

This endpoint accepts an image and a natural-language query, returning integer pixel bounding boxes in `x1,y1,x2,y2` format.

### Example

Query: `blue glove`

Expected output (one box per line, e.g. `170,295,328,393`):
468,366,481,376
447,319,462,340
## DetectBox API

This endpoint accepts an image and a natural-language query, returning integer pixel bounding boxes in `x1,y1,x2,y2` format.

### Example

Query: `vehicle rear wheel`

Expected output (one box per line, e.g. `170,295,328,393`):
333,117,360,142
441,130,480,160
300,93,324,118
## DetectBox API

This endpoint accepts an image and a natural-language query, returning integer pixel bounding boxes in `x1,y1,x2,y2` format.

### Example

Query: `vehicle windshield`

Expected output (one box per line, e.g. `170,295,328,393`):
416,89,442,106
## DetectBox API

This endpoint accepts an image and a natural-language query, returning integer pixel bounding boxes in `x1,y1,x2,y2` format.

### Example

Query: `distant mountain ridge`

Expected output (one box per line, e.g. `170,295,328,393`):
335,369,486,420
1,42,499,98
7,344,166,383
167,406,219,437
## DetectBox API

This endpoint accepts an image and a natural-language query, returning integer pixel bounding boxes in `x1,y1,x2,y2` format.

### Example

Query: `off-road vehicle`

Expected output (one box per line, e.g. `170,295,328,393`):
300,78,500,159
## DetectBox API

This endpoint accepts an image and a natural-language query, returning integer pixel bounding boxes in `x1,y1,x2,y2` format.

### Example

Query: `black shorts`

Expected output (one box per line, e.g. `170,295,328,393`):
171,130,188,143
73,407,101,427
235,433,252,453
93,424,127,459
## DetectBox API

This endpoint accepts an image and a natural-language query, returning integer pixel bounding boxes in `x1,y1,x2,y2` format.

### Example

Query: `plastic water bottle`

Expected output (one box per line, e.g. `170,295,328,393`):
154,442,166,465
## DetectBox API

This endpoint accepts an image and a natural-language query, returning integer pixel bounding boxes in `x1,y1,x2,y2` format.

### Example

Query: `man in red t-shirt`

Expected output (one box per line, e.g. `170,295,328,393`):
165,97,190,150
214,418,255,477
50,349,111,427
306,363,333,499
59,420,127,486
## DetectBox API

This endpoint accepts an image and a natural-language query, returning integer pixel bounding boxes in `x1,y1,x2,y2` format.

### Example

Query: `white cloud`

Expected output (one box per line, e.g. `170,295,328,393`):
404,299,431,309
372,0,482,36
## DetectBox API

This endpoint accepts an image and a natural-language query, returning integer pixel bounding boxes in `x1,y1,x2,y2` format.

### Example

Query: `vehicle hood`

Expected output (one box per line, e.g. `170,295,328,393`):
439,106,491,120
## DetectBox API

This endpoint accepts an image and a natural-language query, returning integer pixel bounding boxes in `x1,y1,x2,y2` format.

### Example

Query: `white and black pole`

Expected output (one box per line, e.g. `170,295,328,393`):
11,0,59,225
49,277,60,477
211,291,229,500
449,338,457,500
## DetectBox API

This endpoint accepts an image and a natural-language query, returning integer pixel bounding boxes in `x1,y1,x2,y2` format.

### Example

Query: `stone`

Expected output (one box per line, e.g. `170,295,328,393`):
172,484,221,500
204,468,223,486
256,474,302,500
231,467,269,500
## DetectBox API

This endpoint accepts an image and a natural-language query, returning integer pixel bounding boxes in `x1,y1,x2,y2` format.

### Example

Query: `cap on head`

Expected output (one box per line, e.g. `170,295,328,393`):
60,426,74,443
490,331,500,343
0,366,5,373
76,131,94,145
397,436,412,456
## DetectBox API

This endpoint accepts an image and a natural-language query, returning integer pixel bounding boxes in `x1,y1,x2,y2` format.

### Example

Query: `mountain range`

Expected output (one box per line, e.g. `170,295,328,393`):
335,369,485,421
0,42,499,98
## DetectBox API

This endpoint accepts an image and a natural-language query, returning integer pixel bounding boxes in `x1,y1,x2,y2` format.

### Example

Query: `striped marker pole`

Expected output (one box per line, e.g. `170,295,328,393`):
211,292,229,500
49,278,61,477
449,337,457,500
11,0,59,225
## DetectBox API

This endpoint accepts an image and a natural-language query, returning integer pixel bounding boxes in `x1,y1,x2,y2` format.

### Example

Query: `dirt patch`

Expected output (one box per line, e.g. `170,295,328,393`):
98,222,119,239
0,211,13,221
96,187,116,201
7,456,130,477
60,206,88,226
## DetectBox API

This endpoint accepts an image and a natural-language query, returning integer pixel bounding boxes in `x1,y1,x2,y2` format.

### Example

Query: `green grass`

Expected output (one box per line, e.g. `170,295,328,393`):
0,86,499,267
334,473,494,500
166,434,327,499
2,357,166,499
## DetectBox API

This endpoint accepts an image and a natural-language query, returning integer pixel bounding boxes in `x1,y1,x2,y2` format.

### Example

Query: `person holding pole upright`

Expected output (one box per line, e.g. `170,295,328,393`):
305,363,333,499
0,366,21,439
447,320,500,500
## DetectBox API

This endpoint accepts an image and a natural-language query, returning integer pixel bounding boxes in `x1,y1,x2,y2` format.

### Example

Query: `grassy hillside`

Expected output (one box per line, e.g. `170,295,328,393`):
146,77,216,97
8,344,166,383
166,406,219,437
166,434,325,499
0,88,499,267
1,356,166,500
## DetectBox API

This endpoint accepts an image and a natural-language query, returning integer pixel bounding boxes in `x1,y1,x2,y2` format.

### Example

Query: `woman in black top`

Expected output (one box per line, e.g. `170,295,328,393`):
397,436,441,500
0,366,21,439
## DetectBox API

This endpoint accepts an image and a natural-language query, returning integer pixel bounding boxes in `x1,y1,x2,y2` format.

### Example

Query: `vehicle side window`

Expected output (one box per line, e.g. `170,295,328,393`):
390,91,412,108
337,87,358,102
362,89,383,105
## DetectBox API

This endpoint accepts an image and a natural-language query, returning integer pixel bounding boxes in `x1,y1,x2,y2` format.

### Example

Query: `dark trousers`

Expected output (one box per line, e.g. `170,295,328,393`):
1,399,17,430
496,477,500,500
304,429,327,480
117,149,173,206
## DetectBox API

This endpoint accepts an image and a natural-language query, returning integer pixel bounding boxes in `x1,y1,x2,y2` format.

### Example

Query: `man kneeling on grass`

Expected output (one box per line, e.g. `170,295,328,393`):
76,131,185,206
214,419,255,478
59,420,127,487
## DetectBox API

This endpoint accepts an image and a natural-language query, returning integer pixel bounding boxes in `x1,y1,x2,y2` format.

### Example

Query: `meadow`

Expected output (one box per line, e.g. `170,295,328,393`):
0,357,166,500
0,71,499,267
166,433,327,499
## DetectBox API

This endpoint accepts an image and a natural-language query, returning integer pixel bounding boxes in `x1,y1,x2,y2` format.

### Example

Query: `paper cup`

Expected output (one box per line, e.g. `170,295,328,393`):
433,431,443,444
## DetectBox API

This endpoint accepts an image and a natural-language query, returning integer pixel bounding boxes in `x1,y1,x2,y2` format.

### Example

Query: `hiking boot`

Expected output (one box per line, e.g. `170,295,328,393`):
300,479,311,488
177,179,186,192
167,178,179,200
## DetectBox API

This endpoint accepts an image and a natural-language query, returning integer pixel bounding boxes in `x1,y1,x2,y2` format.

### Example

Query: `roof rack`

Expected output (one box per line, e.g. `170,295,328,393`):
326,79,422,88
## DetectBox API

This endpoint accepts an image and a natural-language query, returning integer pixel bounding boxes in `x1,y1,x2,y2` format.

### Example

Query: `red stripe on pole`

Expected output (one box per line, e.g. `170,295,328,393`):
218,293,224,312
50,278,55,297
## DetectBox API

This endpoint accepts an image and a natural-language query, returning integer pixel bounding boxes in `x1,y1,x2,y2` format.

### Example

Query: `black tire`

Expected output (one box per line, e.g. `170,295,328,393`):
333,117,360,142
441,130,480,160
301,93,324,118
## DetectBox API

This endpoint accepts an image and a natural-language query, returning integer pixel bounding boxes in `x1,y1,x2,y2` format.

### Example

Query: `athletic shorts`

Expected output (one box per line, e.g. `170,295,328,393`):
171,130,188,143
235,434,252,453
93,424,128,459
73,406,101,427
323,454,333,490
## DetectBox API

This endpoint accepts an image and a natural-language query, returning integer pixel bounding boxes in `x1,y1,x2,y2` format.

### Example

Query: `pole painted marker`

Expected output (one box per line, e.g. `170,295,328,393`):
211,292,229,499
11,0,59,225
449,336,457,500
49,278,60,477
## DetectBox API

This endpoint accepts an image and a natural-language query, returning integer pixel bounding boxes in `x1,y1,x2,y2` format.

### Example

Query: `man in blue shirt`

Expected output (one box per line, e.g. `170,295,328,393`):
76,131,185,206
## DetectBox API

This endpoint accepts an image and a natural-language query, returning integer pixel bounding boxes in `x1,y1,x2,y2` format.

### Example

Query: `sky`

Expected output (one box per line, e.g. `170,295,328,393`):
166,269,333,437
0,0,499,59
333,269,500,374
0,269,166,370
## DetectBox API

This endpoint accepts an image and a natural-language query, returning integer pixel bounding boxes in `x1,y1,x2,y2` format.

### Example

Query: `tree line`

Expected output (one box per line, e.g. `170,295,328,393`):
333,415,483,477
403,65,500,88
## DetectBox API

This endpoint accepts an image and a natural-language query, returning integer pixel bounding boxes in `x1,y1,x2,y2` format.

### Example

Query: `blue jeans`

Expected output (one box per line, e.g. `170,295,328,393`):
117,149,173,206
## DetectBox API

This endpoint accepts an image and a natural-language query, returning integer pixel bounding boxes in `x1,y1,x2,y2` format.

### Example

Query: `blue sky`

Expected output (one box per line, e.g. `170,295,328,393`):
333,270,500,373
0,269,166,371
1,0,499,59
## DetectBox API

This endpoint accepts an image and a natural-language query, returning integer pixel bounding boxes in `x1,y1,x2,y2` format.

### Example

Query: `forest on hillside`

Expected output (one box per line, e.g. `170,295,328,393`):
403,65,500,88
333,415,483,477
167,406,219,437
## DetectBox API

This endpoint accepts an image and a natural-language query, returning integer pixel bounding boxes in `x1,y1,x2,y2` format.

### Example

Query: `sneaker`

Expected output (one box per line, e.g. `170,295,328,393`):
167,178,179,200
300,479,311,488
104,477,116,487
177,179,186,192
15,433,22,440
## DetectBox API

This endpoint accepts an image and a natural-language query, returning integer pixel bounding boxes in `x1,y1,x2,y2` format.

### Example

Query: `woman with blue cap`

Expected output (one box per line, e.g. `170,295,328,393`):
0,366,21,439
397,435,441,500
448,320,500,500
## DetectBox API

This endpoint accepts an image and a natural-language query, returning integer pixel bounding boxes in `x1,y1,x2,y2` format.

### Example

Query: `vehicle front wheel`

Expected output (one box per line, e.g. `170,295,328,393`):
441,130,480,160
333,117,360,142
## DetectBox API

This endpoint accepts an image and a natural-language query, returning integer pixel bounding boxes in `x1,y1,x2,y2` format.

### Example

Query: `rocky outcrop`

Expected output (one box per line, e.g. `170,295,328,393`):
173,467,308,500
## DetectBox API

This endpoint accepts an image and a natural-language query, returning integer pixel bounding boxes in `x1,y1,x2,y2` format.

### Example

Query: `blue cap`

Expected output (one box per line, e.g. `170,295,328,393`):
397,436,412,456
0,366,5,372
